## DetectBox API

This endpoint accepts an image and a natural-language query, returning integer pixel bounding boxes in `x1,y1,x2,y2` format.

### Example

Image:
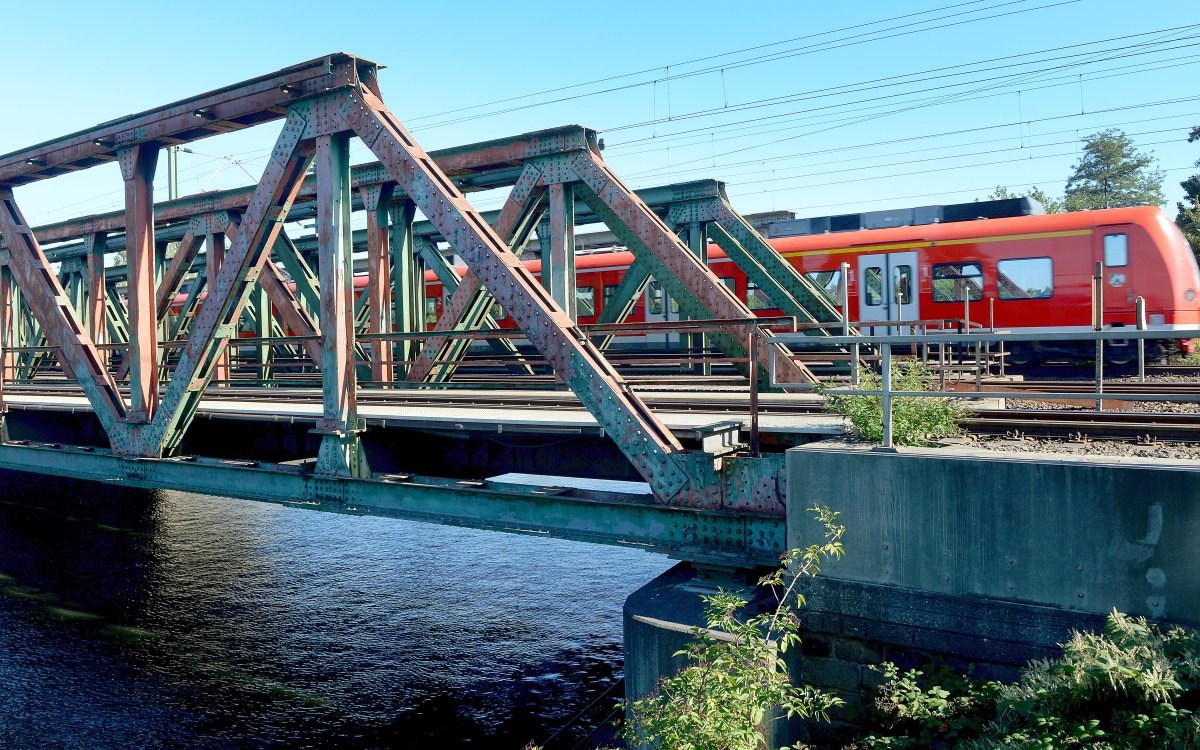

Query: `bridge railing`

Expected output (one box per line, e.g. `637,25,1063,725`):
769,327,1200,449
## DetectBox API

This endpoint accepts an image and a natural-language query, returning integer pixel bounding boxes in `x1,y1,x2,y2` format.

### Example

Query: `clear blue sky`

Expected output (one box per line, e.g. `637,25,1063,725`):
3,0,1197,229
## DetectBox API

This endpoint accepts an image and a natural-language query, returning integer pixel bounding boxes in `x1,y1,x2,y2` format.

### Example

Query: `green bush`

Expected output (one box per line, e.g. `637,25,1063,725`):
855,611,1200,749
822,360,965,446
623,507,846,750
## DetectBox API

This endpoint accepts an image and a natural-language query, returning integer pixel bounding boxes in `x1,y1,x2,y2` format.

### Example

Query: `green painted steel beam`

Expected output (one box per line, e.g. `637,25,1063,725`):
592,256,651,350
0,442,786,568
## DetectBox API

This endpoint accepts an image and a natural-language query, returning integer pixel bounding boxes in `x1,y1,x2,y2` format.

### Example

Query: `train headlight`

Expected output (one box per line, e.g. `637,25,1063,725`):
1187,289,1197,302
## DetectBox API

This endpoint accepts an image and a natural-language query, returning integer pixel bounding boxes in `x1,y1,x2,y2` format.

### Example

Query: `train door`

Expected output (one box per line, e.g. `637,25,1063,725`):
644,277,680,348
857,252,918,334
1095,229,1136,316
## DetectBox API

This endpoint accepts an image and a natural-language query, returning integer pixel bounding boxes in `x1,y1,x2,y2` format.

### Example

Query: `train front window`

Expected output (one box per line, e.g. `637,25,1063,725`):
932,262,983,302
998,257,1054,300
576,286,596,317
864,267,883,307
1104,234,1128,267
804,270,842,304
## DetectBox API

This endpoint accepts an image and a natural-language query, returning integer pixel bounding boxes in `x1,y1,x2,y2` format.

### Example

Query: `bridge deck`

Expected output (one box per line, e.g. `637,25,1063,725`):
3,388,843,439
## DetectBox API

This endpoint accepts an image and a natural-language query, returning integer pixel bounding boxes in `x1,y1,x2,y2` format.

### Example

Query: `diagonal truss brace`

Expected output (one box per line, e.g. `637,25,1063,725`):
406,160,546,382
567,150,815,385
0,189,128,437
343,86,692,499
135,108,316,457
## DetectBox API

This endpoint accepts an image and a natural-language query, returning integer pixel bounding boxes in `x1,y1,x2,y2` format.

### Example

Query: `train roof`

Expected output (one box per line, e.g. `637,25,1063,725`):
423,206,1180,282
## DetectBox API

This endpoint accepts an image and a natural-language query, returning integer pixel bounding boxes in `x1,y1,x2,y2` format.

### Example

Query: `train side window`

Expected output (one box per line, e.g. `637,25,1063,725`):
894,265,913,304
747,281,775,310
491,303,505,321
864,267,883,307
1104,233,1128,267
997,257,1054,300
576,286,596,317
721,277,737,293
425,297,438,325
932,262,983,302
804,270,842,304
603,285,618,307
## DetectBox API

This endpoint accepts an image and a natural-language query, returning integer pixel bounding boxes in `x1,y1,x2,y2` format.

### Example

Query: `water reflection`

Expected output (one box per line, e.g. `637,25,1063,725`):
0,472,669,748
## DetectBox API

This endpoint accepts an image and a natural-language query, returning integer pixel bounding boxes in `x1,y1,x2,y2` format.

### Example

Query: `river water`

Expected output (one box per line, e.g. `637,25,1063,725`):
0,471,672,749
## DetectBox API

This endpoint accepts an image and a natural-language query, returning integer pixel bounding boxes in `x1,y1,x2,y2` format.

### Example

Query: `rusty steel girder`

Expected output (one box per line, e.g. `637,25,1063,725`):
0,53,804,507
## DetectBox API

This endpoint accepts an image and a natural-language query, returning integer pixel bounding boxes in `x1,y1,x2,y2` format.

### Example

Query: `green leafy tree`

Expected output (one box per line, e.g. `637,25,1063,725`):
983,185,1064,213
624,507,846,750
1064,129,1166,210
1176,125,1200,256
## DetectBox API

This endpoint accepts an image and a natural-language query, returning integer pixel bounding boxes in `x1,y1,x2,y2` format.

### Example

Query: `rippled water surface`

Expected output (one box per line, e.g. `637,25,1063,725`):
0,472,672,748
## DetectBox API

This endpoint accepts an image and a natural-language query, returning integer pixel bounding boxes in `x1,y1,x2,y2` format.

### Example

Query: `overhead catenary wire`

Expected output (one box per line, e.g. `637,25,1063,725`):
404,0,1065,130
620,31,1200,180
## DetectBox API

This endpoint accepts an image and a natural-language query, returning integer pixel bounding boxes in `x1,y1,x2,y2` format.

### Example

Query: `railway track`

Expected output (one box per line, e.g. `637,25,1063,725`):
966,409,1200,443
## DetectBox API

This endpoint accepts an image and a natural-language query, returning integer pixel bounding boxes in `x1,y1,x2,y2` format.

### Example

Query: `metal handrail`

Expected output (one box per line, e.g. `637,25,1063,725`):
768,326,1200,449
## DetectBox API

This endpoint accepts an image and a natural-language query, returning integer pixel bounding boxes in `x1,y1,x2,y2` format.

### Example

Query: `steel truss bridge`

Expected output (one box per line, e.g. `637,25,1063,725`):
0,53,849,568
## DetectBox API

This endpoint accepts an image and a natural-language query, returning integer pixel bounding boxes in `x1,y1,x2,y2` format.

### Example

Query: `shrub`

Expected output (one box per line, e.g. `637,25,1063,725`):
855,611,1200,749
623,507,846,750
822,360,965,446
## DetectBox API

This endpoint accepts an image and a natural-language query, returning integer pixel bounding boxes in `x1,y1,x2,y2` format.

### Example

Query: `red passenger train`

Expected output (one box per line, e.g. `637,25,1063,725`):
419,201,1200,364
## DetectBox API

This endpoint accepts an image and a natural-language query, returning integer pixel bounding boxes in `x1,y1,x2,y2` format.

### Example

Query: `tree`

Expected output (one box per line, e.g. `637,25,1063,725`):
983,185,1064,213
1176,125,1200,256
1064,129,1165,210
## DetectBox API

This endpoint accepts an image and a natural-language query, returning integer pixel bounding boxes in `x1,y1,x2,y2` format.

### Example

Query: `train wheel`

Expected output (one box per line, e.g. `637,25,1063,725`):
1006,342,1035,367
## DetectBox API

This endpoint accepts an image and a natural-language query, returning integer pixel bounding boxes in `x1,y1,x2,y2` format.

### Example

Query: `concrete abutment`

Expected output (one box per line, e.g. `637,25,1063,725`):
622,443,1200,747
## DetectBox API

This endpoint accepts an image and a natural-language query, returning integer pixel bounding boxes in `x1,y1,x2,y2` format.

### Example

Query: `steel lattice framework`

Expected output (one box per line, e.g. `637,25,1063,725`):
0,54,845,563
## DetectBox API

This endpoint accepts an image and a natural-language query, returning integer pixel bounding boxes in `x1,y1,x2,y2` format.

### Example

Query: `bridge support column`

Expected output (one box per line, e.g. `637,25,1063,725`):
118,142,160,423
313,132,367,477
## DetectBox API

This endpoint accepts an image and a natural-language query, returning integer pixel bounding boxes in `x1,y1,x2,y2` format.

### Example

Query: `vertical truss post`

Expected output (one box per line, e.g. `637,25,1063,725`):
313,133,366,476
0,264,9,435
205,231,229,384
389,200,420,372
686,222,711,375
118,142,160,422
251,285,273,381
543,182,576,318
360,184,394,383
85,233,107,364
